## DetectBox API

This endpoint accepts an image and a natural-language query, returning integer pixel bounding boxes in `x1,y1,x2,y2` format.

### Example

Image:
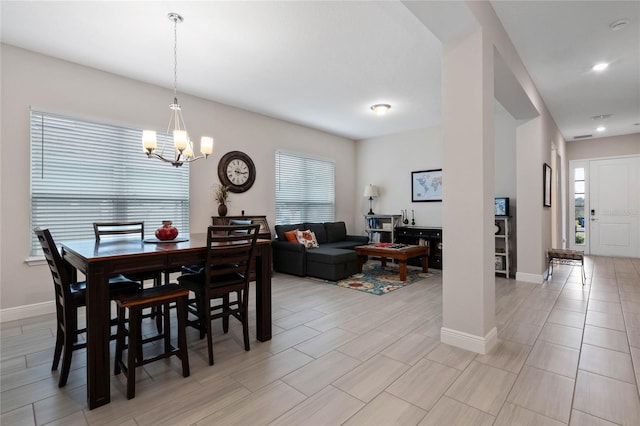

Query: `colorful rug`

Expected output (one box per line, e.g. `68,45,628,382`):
330,263,432,295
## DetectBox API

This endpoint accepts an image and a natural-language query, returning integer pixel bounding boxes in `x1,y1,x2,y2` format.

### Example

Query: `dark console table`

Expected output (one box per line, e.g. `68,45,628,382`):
395,226,442,269
212,215,271,240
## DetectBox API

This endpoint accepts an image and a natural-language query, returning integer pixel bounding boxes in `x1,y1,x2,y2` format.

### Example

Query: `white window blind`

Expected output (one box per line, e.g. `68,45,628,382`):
30,110,190,255
275,150,335,225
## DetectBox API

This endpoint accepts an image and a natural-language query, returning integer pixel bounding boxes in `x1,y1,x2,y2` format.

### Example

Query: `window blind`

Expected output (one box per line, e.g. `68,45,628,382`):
275,150,335,225
30,110,190,255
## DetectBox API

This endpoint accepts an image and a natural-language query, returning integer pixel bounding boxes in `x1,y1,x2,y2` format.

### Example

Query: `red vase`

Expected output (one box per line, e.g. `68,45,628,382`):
155,220,179,240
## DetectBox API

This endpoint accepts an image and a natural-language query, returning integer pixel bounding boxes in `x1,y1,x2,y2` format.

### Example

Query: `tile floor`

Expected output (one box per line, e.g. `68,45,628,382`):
1,256,639,425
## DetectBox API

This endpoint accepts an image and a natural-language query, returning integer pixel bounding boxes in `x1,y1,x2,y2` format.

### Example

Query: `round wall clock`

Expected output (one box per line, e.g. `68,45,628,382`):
217,151,256,193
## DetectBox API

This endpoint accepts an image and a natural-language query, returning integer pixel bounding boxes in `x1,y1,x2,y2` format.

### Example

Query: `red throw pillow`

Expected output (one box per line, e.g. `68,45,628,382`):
284,229,299,243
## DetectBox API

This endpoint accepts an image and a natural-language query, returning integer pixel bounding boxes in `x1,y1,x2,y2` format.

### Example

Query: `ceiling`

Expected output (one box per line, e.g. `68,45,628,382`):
1,1,638,141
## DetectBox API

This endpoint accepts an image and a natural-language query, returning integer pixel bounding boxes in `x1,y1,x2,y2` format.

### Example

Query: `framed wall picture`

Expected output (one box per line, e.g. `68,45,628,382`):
543,163,552,207
494,197,510,216
412,169,443,202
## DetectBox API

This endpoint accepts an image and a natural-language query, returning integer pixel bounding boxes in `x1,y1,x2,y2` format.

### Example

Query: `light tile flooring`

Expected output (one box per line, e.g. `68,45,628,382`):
2,256,640,425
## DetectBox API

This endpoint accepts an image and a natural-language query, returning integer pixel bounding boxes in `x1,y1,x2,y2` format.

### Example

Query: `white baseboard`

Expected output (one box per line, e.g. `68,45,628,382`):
515,271,544,284
1,301,55,323
441,326,498,354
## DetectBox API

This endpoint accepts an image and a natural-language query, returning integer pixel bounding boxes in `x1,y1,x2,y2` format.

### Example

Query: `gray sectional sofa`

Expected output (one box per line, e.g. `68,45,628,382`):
272,221,369,281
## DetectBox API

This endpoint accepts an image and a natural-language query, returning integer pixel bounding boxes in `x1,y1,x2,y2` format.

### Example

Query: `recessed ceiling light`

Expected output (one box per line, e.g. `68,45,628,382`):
596,126,606,132
370,104,391,115
592,63,609,72
609,19,630,31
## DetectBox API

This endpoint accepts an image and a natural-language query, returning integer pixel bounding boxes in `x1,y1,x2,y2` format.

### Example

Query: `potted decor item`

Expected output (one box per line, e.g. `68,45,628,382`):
156,220,179,240
215,184,230,216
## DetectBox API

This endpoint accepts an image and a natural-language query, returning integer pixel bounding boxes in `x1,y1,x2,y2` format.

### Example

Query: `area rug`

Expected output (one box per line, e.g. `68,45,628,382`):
330,263,432,295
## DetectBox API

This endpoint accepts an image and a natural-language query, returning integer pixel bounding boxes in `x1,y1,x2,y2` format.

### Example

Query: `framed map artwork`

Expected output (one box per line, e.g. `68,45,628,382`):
412,169,443,202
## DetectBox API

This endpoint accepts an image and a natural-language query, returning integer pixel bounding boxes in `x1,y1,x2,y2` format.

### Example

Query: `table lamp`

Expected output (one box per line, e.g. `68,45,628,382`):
363,184,379,215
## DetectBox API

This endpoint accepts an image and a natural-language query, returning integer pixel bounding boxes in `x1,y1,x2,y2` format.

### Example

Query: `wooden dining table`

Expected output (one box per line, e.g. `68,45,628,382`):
60,233,272,409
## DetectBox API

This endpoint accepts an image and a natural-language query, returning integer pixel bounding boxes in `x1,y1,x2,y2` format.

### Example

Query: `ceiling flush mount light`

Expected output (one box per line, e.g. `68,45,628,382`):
591,114,612,120
596,126,606,132
592,62,609,72
142,13,213,167
370,104,391,115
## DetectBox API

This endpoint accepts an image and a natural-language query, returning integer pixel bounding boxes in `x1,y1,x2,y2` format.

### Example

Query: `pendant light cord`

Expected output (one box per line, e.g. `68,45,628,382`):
173,16,178,101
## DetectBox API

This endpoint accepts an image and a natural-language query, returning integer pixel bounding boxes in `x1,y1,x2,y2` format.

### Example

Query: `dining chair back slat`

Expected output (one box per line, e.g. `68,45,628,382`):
93,222,144,240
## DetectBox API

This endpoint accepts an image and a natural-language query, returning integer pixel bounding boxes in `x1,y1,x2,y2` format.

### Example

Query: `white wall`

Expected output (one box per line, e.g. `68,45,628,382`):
494,104,518,201
494,102,518,271
0,44,356,316
566,134,640,161
354,126,443,233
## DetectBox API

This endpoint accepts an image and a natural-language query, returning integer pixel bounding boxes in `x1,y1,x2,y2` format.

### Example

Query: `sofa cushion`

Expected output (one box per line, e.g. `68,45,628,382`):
275,224,302,241
325,221,347,243
306,247,356,265
324,240,364,250
304,223,327,244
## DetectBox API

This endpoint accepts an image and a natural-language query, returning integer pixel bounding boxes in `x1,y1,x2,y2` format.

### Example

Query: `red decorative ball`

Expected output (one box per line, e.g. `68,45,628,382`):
155,220,179,240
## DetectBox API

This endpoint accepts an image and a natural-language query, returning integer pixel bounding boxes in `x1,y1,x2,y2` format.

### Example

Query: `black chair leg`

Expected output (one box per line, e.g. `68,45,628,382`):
176,296,190,377
114,307,126,375
58,327,74,387
126,308,140,400
52,325,63,371
222,294,230,333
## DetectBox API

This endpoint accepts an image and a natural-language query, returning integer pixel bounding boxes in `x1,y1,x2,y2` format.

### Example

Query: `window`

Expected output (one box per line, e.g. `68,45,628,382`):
275,150,335,225
574,167,585,245
30,110,190,256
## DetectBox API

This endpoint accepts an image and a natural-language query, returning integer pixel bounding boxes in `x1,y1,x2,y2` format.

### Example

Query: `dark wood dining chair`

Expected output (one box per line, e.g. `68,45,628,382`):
113,283,190,399
33,227,140,387
177,224,260,365
93,222,161,286
93,221,164,330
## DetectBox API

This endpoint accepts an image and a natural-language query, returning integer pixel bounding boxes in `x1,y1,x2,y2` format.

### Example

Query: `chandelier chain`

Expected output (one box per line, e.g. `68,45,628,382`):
173,16,178,99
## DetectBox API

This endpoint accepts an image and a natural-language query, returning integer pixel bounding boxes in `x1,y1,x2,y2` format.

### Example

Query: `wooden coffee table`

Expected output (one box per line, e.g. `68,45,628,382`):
354,244,429,281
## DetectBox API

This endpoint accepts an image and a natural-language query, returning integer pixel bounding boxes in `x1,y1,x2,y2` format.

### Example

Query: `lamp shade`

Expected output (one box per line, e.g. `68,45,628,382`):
363,184,379,198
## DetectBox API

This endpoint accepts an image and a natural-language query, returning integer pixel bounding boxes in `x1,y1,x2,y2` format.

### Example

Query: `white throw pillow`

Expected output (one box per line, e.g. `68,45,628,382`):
296,229,319,248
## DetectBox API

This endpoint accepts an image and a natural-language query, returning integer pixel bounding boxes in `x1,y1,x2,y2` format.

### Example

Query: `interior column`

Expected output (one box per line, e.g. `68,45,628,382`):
441,29,497,354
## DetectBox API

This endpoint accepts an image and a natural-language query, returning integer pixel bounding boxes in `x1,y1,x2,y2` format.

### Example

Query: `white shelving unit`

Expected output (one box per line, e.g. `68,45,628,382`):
495,216,511,277
364,215,401,243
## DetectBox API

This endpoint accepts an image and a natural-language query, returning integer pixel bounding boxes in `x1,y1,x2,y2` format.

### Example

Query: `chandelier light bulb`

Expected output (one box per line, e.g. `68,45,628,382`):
142,130,157,152
201,137,214,156
592,62,609,72
173,130,188,151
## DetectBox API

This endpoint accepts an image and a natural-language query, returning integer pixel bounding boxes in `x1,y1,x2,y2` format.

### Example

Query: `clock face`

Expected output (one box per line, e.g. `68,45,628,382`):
218,151,256,193
226,159,249,185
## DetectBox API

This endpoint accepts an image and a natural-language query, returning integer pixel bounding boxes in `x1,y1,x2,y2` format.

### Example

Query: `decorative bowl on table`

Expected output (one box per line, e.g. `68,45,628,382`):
155,220,179,241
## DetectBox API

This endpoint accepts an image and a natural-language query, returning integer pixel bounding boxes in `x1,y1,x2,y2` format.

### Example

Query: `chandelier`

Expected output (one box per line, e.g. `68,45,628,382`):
142,12,213,167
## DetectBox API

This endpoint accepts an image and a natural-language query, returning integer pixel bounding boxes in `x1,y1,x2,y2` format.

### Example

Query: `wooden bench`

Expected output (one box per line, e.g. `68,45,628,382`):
547,249,586,285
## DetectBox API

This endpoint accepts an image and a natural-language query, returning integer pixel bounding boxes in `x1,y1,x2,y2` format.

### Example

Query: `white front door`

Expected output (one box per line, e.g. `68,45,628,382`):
589,156,640,257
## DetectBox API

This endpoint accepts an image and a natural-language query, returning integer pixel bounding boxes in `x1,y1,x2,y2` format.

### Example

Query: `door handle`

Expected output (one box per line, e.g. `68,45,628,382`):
590,218,599,221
